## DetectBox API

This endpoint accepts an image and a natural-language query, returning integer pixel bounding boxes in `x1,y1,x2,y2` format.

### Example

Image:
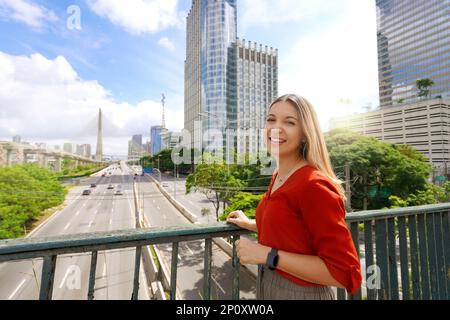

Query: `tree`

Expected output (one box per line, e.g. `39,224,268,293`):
185,155,245,221
416,78,435,99
326,129,432,210
218,192,264,221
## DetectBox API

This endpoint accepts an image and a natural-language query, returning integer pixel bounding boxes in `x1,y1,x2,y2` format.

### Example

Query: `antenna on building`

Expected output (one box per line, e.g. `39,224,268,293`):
161,93,166,129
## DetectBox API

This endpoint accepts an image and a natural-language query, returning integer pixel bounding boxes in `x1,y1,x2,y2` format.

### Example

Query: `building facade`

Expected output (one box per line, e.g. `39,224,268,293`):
330,98,450,167
151,126,165,155
377,0,450,108
185,0,238,154
235,38,278,156
184,0,278,158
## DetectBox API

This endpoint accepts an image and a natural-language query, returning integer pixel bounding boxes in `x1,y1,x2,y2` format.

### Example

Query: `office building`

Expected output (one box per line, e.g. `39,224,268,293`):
184,0,278,158
377,0,450,107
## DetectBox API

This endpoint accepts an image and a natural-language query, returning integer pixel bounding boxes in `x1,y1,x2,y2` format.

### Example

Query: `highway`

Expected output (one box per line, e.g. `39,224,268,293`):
0,163,149,300
135,174,257,300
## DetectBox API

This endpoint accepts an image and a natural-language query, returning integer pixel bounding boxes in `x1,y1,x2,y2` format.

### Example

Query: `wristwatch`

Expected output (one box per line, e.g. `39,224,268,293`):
266,248,279,270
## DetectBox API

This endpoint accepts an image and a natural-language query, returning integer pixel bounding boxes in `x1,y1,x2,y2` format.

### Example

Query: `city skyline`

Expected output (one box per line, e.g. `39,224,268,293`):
0,0,379,156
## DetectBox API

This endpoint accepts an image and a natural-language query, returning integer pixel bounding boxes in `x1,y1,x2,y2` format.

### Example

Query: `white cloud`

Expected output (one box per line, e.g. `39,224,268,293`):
239,0,342,32
0,51,183,156
0,0,58,29
273,0,379,131
87,0,184,35
158,37,175,52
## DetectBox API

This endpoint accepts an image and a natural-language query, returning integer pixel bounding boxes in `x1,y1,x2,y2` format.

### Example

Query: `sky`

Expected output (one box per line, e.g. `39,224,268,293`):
0,0,379,157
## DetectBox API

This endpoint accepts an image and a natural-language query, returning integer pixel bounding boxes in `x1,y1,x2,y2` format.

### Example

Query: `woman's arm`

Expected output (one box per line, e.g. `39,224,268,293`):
235,239,345,289
276,250,345,289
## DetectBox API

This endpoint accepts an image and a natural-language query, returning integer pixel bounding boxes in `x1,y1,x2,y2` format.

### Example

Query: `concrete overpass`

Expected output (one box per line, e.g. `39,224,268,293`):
0,141,102,172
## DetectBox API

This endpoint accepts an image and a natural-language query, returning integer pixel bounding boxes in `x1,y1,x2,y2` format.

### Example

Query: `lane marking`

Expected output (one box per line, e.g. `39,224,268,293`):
184,244,194,255
88,220,94,228
75,210,80,217
102,262,107,278
8,279,27,300
63,222,71,231
109,219,112,226
211,275,226,294
59,267,73,289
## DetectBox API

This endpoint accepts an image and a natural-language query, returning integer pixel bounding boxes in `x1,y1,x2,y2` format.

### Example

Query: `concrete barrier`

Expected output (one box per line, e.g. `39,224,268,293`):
134,182,181,299
146,174,198,224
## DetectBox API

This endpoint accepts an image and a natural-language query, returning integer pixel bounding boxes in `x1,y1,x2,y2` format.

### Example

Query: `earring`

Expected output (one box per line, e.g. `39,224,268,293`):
302,143,307,160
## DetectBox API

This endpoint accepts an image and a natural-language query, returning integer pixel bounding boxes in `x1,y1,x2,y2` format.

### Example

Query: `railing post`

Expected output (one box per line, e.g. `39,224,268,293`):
364,220,376,300
397,217,410,300
232,235,240,300
131,246,142,300
442,211,450,298
375,219,389,300
435,212,447,300
426,213,439,300
88,251,98,300
170,242,179,300
417,214,430,299
387,218,399,300
203,238,212,300
39,255,57,300
408,215,421,299
350,222,361,300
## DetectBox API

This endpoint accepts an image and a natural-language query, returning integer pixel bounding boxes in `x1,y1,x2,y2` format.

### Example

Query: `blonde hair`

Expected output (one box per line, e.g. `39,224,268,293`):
269,94,347,202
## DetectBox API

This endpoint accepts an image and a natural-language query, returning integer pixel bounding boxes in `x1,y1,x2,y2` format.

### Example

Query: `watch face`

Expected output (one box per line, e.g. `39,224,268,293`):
273,255,279,267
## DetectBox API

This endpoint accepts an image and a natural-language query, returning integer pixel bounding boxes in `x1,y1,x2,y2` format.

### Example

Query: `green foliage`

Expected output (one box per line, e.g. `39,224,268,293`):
388,195,408,208
186,154,246,220
389,183,448,208
0,164,67,239
218,193,264,221
58,163,106,179
326,129,432,210
416,78,435,98
141,148,201,175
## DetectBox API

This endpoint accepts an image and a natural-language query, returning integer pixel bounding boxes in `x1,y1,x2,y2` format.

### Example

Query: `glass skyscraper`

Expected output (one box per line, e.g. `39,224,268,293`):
377,0,450,108
184,0,278,157
185,0,237,154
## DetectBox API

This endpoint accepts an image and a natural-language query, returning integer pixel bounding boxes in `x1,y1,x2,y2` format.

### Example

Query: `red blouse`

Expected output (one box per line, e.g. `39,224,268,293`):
256,164,362,295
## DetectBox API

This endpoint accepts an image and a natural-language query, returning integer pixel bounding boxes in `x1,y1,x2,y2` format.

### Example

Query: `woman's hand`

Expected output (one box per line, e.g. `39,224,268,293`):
226,210,251,230
235,238,271,265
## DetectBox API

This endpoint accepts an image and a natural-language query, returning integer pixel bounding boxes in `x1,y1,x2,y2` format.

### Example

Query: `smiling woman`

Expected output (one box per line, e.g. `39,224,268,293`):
227,94,362,300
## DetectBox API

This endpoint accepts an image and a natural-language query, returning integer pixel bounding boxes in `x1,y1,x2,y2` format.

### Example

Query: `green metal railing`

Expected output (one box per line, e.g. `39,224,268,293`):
344,203,450,300
0,223,251,300
0,204,449,300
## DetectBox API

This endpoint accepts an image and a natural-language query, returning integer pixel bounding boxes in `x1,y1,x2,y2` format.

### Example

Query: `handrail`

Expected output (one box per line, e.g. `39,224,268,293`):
0,204,448,301
0,223,252,300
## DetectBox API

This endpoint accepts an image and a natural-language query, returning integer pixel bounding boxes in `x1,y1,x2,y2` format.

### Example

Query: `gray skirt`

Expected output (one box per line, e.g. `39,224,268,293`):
256,265,335,300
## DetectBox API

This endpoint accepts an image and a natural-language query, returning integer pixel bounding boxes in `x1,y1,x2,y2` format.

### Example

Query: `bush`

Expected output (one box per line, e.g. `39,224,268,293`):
218,192,264,221
0,164,67,239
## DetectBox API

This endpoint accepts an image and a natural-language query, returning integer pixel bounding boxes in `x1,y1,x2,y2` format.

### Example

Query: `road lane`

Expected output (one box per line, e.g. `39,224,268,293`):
138,179,257,300
0,163,149,300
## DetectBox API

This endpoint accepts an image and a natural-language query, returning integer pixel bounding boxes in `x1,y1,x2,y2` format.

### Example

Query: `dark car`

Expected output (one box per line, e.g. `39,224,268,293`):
90,183,97,188
82,189,91,195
